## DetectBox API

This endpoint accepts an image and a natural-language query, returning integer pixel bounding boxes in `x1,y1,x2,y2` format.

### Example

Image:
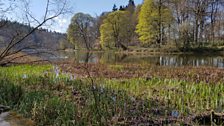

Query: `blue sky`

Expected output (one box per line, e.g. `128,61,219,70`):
49,0,143,32
5,0,143,33
73,0,143,16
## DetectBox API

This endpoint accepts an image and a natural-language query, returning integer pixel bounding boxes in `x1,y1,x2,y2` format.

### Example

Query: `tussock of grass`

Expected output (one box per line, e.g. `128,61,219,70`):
0,80,24,107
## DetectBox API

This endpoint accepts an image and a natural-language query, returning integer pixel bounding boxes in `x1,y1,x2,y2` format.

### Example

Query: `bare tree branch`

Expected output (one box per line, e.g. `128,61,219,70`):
0,0,72,66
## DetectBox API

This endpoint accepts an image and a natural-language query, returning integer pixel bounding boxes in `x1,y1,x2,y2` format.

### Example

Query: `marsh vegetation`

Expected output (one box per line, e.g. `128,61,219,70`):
1,58,224,125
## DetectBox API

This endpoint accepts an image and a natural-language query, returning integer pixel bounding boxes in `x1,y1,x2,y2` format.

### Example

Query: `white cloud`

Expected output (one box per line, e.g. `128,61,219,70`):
51,16,69,33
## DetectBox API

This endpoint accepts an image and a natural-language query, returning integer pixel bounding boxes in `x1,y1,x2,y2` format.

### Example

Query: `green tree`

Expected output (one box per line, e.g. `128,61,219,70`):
126,0,136,14
112,4,118,11
67,13,95,50
100,11,132,50
136,0,172,46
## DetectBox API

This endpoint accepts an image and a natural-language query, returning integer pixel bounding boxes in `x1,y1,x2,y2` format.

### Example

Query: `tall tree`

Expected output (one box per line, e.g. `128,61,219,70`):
188,0,209,45
169,0,188,42
136,0,172,46
136,0,155,46
67,13,95,50
100,11,132,50
112,4,118,11
126,0,136,13
207,0,224,43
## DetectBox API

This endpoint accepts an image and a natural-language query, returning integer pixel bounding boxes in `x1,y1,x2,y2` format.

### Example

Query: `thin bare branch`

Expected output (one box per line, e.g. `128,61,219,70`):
44,0,50,20
0,0,72,66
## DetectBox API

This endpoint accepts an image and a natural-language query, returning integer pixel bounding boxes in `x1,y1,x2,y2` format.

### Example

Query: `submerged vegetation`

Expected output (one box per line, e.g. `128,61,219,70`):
1,64,224,125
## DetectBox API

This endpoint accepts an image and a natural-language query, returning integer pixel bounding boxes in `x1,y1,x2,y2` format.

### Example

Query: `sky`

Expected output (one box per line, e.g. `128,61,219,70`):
4,0,143,33
73,0,143,16
48,0,143,33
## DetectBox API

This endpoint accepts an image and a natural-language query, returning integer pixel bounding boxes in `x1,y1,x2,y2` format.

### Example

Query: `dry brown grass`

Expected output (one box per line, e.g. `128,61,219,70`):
58,62,224,84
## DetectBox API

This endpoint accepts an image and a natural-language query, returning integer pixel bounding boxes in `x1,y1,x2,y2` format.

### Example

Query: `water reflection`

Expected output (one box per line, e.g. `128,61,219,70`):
57,51,224,68
159,56,224,68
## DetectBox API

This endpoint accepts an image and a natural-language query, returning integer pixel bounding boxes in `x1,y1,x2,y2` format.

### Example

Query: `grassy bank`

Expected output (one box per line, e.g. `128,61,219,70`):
0,65,224,125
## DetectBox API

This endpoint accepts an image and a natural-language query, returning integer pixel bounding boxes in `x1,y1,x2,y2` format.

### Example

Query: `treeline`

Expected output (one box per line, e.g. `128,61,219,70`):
0,19,65,34
0,20,72,50
67,0,224,51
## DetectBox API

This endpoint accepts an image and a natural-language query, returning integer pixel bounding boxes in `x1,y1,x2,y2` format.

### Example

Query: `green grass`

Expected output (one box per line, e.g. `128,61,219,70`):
0,65,52,81
100,78,224,115
0,65,224,125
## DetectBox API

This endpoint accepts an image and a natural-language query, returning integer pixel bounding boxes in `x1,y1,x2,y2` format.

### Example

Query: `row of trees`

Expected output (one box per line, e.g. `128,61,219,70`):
67,0,136,50
147,0,224,49
67,0,224,50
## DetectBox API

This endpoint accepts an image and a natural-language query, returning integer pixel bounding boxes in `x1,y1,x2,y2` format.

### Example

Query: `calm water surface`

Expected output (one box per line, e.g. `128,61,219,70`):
54,51,224,68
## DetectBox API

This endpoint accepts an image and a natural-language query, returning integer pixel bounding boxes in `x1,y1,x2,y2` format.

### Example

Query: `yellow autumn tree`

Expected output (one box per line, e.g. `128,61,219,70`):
136,0,173,46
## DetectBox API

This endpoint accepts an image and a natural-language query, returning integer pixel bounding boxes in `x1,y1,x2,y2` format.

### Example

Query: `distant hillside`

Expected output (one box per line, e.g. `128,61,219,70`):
0,20,72,50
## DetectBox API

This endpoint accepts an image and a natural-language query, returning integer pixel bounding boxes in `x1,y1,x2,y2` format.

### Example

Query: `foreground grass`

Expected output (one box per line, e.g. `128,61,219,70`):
0,65,224,125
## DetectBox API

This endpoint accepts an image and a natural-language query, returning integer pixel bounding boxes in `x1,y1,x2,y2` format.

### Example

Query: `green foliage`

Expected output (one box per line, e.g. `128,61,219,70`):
126,0,135,14
136,0,156,45
0,65,76,125
32,97,76,126
100,11,133,50
112,4,118,11
1,64,224,125
136,0,173,45
0,80,24,107
0,65,52,79
100,78,224,115
67,13,95,50
17,91,50,118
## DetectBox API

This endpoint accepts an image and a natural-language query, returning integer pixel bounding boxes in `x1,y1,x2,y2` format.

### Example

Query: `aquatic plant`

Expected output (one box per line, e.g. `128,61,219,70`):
1,64,224,125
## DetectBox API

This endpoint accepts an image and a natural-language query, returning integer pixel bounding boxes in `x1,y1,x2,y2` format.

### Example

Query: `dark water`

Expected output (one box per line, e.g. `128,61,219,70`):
54,51,224,68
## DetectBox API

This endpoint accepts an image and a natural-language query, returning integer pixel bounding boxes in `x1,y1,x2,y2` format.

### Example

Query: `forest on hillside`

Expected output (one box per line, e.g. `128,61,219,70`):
0,20,71,50
67,0,224,51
